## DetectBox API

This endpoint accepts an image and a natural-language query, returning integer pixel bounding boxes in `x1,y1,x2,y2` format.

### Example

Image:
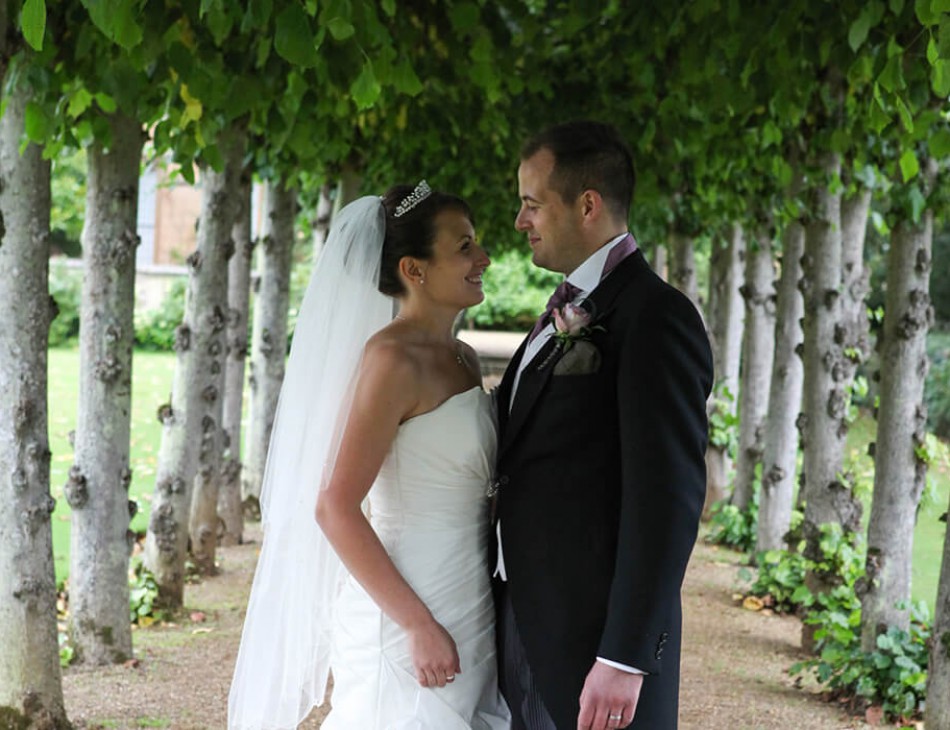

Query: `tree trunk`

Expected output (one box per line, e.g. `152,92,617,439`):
651,242,667,281
310,182,332,262
861,191,935,651
218,168,253,546
242,182,297,512
331,166,361,218
731,234,775,510
0,75,69,729
703,225,745,516
799,153,862,650
144,130,243,602
927,491,950,729
186,135,245,575
756,219,805,552
669,230,700,310
840,188,872,381
67,113,143,665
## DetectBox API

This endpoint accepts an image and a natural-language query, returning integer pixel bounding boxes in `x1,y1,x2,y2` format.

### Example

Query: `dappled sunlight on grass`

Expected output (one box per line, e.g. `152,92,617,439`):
48,347,178,583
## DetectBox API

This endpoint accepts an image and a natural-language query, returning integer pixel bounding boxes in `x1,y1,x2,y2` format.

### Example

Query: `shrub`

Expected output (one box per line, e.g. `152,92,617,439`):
708,384,739,459
793,603,930,723
707,497,757,553
925,332,950,440
134,279,186,351
48,263,82,347
129,559,169,626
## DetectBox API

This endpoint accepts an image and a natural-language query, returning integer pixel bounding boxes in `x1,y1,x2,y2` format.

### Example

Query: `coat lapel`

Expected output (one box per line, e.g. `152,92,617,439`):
497,251,647,460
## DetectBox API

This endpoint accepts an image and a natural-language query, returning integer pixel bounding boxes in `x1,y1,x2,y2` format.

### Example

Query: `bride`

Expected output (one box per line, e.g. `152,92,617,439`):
228,182,511,730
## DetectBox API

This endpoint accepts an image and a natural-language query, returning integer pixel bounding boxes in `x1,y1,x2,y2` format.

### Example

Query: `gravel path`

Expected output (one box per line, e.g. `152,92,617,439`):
62,527,879,729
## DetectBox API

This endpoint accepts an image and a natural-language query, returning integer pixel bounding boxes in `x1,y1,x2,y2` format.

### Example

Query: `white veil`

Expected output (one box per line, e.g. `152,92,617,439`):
228,196,393,729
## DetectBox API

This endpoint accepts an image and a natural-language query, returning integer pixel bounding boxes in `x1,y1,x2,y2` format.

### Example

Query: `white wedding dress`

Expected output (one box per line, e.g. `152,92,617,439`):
321,386,511,730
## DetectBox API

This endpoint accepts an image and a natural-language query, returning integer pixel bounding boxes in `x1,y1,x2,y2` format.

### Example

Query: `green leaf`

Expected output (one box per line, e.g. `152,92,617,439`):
67,88,92,118
909,185,926,222
940,14,950,58
932,0,950,11
275,4,318,67
20,0,46,50
849,14,872,51
94,92,117,114
930,128,950,156
899,149,919,181
392,59,423,96
890,0,905,13
381,0,396,16
932,59,950,95
916,0,938,24
929,35,940,65
24,101,51,143
350,61,381,109
327,17,355,41
879,55,906,92
895,95,914,132
450,2,480,31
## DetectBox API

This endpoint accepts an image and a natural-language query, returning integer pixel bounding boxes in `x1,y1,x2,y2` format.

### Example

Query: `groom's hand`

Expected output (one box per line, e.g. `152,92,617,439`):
577,661,643,729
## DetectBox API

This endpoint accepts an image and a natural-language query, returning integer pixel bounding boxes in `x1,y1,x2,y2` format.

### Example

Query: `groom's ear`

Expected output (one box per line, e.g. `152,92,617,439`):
578,189,606,222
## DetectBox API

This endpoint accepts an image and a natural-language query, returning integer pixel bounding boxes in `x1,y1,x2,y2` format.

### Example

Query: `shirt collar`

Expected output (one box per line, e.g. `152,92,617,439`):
566,233,630,296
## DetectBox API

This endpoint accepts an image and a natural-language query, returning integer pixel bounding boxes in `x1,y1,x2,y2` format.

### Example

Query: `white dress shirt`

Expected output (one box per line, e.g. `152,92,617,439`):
496,233,644,675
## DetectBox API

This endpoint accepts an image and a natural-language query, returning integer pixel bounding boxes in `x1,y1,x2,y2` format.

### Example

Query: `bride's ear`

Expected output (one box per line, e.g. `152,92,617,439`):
398,256,427,287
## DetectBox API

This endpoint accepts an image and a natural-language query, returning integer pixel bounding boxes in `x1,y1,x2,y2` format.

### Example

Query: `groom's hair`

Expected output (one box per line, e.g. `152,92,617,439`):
378,185,474,297
521,120,635,222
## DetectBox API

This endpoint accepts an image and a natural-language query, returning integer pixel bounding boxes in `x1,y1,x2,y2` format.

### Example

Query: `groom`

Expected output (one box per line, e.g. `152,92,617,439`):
492,121,713,729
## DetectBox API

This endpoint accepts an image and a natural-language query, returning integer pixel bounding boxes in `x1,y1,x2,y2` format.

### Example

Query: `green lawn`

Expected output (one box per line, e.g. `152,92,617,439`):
49,347,177,583
844,410,950,613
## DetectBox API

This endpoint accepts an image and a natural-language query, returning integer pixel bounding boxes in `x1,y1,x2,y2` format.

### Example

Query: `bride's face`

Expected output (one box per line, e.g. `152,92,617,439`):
421,208,490,309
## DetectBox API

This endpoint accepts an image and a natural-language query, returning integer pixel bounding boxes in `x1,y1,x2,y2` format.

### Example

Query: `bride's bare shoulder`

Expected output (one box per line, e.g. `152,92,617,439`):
360,328,423,388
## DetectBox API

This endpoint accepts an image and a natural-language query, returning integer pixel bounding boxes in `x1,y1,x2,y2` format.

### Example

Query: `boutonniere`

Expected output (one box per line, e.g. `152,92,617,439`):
551,302,605,352
537,301,605,371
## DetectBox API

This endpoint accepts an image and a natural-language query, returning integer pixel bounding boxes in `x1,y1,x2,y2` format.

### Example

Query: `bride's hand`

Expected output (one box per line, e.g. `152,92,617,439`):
407,619,461,688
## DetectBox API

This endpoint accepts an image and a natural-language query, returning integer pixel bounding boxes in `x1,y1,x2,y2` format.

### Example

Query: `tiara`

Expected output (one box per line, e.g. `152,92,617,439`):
394,180,432,217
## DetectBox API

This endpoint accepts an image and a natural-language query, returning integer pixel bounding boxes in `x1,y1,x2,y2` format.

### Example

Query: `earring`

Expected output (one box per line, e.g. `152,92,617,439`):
419,277,425,285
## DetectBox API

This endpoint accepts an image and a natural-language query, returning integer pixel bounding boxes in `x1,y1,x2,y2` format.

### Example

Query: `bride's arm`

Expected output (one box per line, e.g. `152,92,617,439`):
315,338,460,688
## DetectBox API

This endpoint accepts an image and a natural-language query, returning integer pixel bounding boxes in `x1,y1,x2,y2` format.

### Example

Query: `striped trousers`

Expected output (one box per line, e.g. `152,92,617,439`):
499,592,559,730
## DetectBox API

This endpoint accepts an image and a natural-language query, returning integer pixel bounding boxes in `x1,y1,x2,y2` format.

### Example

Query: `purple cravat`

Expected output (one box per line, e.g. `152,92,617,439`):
602,233,638,279
526,234,638,344
527,280,581,343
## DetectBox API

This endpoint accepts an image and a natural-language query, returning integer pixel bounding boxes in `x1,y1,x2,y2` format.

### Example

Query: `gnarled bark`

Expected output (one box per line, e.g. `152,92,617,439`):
0,73,70,728
704,225,745,516
731,234,775,510
68,113,143,665
242,182,297,511
669,230,700,311
756,219,805,552
218,168,253,546
144,129,244,601
861,170,935,651
799,153,862,650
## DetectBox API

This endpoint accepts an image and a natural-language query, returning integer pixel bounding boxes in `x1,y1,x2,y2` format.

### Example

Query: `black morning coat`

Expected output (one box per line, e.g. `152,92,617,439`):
493,250,714,729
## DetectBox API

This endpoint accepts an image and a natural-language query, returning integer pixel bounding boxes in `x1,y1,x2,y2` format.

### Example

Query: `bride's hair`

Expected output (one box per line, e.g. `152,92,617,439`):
378,184,474,296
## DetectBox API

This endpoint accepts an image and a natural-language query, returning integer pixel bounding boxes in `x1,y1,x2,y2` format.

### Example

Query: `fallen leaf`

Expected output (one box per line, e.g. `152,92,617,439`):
192,627,213,635
742,596,764,611
865,705,883,726
190,611,206,623
123,658,140,669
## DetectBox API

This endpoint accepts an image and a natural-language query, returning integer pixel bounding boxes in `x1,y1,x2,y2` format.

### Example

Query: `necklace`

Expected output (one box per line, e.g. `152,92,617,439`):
394,315,466,367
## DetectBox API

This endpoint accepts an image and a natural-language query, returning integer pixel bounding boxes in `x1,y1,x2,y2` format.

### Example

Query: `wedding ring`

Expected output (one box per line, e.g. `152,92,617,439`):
445,674,456,681
608,713,623,722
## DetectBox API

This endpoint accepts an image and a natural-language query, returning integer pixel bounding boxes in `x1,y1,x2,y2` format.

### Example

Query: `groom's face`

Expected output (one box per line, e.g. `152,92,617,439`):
515,148,585,275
